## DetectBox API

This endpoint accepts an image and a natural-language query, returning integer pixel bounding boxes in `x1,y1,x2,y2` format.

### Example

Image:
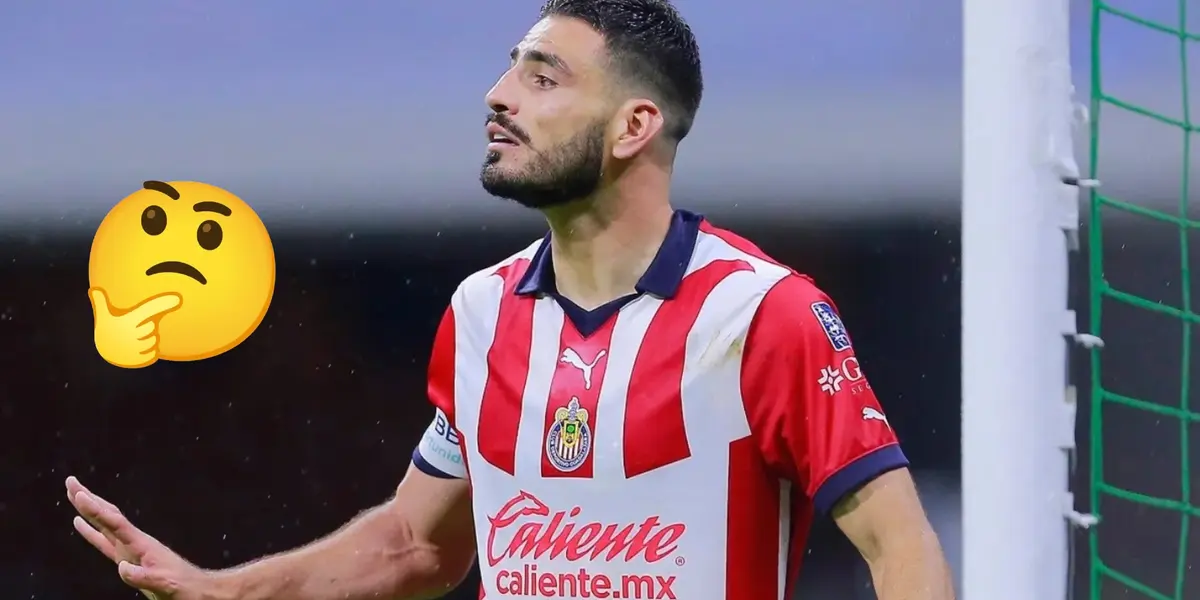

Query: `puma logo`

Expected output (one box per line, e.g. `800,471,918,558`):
862,406,890,428
559,347,607,390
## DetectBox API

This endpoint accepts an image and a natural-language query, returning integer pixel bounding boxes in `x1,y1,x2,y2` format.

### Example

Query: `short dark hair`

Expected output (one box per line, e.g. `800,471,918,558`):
539,0,703,142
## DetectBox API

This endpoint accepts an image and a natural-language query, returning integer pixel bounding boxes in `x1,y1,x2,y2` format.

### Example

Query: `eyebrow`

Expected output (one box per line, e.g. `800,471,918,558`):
193,201,232,217
142,180,180,200
510,47,572,75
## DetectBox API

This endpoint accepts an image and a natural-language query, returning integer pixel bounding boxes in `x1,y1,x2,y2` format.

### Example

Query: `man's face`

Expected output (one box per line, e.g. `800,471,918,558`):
480,17,613,209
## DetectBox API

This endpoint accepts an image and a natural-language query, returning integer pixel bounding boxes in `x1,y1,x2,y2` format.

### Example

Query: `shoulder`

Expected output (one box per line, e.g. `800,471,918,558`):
743,273,853,365
452,237,543,309
686,220,790,306
694,219,832,320
759,274,836,320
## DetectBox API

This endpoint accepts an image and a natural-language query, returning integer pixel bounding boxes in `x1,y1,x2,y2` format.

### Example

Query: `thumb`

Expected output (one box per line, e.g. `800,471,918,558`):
118,561,174,594
88,288,113,319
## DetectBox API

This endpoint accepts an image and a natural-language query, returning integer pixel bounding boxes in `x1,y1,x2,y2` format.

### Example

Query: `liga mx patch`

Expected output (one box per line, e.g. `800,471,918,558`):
810,301,852,351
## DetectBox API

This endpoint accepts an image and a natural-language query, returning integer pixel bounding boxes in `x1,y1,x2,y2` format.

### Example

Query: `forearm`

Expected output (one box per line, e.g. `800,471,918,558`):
866,536,955,600
211,501,454,600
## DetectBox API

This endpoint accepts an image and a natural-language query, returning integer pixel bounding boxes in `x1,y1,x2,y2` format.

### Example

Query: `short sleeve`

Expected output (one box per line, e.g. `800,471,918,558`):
412,305,468,479
413,408,468,478
740,275,908,514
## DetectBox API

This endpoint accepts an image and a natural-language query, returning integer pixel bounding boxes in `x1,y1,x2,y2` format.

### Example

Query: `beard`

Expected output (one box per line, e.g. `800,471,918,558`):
480,118,606,209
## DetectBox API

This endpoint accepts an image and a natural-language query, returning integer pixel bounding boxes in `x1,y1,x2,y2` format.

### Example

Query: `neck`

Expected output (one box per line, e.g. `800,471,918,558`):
542,179,673,310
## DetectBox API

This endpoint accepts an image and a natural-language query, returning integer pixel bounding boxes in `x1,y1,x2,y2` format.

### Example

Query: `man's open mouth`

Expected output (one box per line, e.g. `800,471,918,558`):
146,261,207,285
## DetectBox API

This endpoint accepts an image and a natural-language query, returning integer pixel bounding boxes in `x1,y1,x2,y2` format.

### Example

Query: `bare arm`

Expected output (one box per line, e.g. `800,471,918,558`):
213,465,475,600
68,465,475,600
833,469,955,600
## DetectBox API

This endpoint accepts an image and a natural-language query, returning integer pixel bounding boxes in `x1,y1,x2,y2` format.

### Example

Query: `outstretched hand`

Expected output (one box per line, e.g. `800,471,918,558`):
66,476,214,599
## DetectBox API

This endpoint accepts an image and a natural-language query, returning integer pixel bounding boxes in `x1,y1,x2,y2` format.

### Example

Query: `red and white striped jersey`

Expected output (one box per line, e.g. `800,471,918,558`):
413,210,906,600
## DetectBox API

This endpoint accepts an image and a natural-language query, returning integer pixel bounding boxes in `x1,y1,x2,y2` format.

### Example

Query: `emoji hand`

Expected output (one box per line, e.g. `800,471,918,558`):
89,289,182,369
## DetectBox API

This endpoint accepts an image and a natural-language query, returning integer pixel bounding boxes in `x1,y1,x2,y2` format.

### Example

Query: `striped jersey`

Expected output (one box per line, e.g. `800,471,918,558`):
413,210,907,600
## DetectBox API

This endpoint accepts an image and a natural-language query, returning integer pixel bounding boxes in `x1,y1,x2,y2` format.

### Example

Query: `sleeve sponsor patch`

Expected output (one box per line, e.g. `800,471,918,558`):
414,408,468,478
810,301,852,351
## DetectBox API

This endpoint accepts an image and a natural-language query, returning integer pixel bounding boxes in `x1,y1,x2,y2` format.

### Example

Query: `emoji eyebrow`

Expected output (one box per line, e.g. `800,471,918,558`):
193,201,232,217
142,180,180,200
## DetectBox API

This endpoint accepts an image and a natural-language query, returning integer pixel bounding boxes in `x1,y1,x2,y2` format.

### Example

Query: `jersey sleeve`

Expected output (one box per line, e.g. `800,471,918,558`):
741,274,908,514
411,304,468,479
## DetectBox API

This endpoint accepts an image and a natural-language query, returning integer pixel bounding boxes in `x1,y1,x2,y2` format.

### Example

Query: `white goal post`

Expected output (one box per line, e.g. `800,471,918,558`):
961,0,1085,598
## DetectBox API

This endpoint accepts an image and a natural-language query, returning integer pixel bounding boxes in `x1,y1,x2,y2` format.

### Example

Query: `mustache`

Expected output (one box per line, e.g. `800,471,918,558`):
487,113,532,145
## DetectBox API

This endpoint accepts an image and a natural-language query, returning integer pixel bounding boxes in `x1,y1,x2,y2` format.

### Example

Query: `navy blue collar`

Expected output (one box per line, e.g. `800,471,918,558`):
515,209,703,299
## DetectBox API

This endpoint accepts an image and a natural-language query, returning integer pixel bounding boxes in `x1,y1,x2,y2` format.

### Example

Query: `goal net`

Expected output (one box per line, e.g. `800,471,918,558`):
1087,1,1199,599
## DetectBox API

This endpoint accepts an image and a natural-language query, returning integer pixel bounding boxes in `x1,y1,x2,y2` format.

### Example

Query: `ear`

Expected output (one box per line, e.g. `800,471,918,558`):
610,99,664,160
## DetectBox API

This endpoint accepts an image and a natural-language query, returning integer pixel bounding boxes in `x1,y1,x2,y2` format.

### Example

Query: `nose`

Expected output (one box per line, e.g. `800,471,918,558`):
485,71,519,116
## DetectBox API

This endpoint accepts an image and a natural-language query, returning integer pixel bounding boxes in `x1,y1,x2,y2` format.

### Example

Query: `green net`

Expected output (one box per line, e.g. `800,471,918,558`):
1088,1,1198,599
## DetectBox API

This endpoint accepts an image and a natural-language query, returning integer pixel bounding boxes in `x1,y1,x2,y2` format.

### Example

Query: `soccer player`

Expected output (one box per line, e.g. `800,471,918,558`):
66,0,955,598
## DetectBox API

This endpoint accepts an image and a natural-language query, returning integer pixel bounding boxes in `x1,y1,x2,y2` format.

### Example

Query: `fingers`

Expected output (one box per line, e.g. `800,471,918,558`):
127,293,182,326
124,327,162,353
88,288,113,319
66,477,121,514
89,288,180,329
72,491,145,548
67,480,136,567
65,475,84,498
133,320,156,341
119,561,177,595
74,516,121,562
67,478,173,600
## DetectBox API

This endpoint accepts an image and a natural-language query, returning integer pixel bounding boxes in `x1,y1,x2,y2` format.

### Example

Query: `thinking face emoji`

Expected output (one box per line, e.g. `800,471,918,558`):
88,181,275,368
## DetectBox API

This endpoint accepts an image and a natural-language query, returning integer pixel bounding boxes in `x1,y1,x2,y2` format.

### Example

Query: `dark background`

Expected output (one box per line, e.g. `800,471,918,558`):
0,208,1191,599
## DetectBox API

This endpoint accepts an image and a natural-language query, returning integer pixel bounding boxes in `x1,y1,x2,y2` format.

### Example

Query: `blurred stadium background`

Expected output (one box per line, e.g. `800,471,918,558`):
0,0,1194,597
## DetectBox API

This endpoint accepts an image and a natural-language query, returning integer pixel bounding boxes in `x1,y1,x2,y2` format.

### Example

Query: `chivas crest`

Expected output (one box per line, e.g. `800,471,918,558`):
545,397,592,472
